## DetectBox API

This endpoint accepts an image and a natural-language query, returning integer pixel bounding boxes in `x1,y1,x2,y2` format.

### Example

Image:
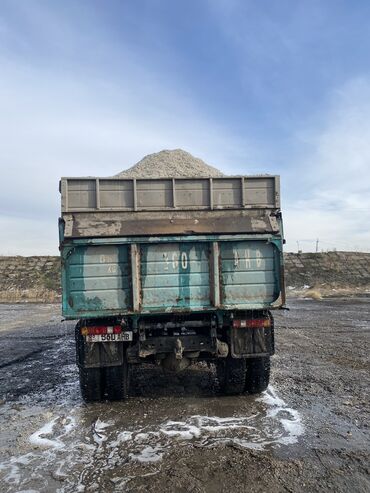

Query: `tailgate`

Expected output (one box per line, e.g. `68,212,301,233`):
62,237,283,318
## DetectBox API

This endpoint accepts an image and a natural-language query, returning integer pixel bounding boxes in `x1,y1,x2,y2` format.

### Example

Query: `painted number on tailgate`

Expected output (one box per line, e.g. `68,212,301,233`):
163,252,189,270
233,249,262,269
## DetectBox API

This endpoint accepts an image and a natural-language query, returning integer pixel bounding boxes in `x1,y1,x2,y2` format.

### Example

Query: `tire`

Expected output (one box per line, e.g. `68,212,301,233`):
245,356,270,394
217,357,246,395
79,367,103,402
103,358,130,401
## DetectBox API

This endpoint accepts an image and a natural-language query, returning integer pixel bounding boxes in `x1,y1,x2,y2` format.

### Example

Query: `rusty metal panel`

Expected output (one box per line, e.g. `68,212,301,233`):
213,178,242,208
130,244,140,311
61,235,284,319
210,242,220,307
140,242,211,310
65,179,96,210
136,179,173,209
175,179,210,208
63,245,131,317
244,177,277,208
62,210,280,239
99,180,134,209
220,241,279,305
60,176,279,213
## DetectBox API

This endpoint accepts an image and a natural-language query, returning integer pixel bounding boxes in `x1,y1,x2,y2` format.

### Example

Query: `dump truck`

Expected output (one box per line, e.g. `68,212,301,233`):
59,175,285,401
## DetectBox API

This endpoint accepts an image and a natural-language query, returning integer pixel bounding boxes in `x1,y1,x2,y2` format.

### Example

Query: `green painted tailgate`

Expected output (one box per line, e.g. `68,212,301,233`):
62,236,283,319
220,241,279,305
63,245,131,313
140,242,211,310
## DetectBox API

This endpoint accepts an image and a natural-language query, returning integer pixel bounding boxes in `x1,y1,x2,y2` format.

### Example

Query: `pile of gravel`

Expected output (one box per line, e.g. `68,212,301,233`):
115,149,224,178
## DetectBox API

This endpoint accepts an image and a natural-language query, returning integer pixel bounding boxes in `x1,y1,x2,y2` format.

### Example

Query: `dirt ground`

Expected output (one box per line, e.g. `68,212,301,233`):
0,297,369,493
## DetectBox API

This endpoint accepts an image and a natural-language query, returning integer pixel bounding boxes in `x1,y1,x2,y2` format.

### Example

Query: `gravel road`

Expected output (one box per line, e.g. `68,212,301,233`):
0,298,369,492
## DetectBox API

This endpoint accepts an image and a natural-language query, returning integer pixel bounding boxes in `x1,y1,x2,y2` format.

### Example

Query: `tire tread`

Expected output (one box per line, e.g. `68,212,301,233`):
217,357,246,395
245,356,270,394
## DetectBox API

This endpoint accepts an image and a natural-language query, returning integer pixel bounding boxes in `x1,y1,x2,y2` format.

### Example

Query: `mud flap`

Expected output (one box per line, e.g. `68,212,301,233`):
84,342,124,368
230,326,274,358
75,327,124,368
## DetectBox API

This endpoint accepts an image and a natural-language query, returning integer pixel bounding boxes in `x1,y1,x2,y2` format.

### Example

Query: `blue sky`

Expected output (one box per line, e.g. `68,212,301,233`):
0,0,370,254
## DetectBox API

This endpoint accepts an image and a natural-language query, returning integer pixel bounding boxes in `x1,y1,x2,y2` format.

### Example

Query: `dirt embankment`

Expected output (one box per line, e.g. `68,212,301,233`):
285,252,370,298
0,252,369,303
0,256,60,303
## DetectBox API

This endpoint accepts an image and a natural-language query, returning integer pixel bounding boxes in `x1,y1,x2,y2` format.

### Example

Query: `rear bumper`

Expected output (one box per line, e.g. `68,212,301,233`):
76,311,275,368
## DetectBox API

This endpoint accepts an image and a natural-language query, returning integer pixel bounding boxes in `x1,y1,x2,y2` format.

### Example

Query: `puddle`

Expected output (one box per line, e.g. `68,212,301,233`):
0,384,304,492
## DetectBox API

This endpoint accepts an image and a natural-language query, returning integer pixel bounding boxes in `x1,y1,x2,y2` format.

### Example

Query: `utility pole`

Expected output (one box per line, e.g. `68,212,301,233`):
316,238,319,253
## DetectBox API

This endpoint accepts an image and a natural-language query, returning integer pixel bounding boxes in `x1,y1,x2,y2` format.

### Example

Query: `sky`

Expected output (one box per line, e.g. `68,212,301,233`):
0,0,370,254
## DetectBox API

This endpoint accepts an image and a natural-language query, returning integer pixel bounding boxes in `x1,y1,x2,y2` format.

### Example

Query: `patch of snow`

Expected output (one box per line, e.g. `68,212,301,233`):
160,421,201,440
129,445,163,463
29,418,64,449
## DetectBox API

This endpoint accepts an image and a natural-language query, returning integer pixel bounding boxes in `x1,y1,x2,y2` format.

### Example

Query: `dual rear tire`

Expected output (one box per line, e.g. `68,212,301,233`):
217,356,270,395
245,356,270,394
80,356,269,401
79,361,130,402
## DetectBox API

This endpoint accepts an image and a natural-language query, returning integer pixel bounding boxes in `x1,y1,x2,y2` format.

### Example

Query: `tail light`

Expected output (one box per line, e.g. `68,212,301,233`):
232,318,271,329
80,325,122,336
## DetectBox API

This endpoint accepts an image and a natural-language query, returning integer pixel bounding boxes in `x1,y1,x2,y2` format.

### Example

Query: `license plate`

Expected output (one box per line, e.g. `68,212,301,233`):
85,332,133,343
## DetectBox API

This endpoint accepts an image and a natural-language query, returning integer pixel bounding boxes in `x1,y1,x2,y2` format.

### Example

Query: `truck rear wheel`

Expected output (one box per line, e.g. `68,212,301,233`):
217,357,246,395
244,356,270,394
79,367,103,402
103,359,130,401
79,361,130,402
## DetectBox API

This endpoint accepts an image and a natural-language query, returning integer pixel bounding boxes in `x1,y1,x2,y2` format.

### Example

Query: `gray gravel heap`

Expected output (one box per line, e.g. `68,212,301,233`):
115,149,224,178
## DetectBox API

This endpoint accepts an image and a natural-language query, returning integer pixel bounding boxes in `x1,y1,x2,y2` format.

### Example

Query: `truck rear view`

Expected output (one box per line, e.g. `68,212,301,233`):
59,173,285,401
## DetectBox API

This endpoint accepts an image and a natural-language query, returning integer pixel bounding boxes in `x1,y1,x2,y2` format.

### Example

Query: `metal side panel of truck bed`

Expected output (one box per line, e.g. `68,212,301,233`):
59,176,281,239
61,234,284,319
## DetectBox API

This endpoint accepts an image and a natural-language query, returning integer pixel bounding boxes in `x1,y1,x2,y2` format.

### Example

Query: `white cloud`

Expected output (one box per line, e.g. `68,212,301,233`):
284,78,370,252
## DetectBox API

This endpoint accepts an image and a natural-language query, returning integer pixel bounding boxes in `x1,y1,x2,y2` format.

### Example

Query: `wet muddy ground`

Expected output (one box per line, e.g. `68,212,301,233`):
0,298,369,492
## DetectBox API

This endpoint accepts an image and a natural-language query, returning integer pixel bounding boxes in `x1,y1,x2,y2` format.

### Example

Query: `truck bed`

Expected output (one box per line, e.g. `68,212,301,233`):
59,175,284,319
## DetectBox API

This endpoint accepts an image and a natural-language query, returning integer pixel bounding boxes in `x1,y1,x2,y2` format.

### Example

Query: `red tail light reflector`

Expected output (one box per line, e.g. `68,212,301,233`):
81,325,122,336
232,318,270,329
